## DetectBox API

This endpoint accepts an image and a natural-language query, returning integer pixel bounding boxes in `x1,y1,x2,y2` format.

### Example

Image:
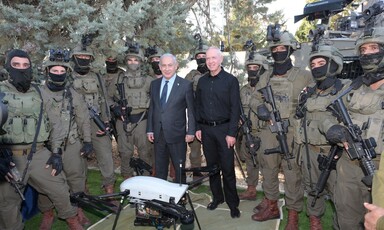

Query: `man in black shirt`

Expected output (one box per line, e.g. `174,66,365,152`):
195,46,241,218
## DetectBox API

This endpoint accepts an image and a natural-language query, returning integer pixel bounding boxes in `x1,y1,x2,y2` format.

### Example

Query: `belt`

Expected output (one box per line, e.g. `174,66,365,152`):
1,144,45,156
129,112,147,123
308,144,332,154
199,119,230,127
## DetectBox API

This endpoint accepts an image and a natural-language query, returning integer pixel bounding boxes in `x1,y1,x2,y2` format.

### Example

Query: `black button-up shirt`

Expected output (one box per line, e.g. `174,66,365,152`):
195,69,240,137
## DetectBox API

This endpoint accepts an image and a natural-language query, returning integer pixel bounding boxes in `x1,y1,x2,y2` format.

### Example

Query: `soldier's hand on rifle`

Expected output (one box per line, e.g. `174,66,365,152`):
326,125,350,149
226,135,236,149
256,104,271,121
45,148,63,176
80,142,94,159
0,159,13,182
96,121,111,136
110,105,123,118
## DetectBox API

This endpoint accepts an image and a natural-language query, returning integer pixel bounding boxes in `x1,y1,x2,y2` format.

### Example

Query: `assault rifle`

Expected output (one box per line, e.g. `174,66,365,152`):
328,97,376,187
258,84,293,169
129,157,153,176
310,145,342,207
239,104,261,167
1,149,25,200
116,83,132,133
89,107,114,140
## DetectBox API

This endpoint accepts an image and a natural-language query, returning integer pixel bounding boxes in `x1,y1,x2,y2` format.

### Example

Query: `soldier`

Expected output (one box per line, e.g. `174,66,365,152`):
70,45,116,195
325,27,384,229
37,49,93,228
251,30,312,230
185,44,209,179
297,44,347,229
110,44,152,179
0,49,83,229
146,46,164,79
238,51,269,200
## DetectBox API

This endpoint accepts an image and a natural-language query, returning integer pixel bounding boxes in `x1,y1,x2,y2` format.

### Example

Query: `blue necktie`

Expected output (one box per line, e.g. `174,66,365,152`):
160,80,169,108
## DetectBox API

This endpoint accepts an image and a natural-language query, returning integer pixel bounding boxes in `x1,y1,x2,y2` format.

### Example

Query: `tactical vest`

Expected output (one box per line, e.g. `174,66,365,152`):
348,85,384,154
72,72,101,111
117,72,151,111
41,86,80,146
267,67,310,120
0,81,50,144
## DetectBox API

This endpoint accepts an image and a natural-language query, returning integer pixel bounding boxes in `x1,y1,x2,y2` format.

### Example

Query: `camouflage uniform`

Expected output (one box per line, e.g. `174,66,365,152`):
0,81,77,230
112,55,152,178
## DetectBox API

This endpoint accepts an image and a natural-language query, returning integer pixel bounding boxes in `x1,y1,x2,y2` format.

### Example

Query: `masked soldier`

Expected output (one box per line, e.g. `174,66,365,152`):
325,27,384,230
296,44,348,229
0,49,83,230
111,45,152,179
146,46,164,79
71,45,116,195
185,44,209,180
37,49,93,228
251,30,313,229
238,51,269,200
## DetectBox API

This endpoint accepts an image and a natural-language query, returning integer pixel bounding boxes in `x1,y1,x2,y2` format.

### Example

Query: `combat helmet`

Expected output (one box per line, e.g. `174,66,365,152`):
355,27,384,73
43,49,73,72
124,43,144,62
245,52,269,71
309,45,343,77
267,30,298,52
145,46,164,62
194,44,208,59
71,44,95,62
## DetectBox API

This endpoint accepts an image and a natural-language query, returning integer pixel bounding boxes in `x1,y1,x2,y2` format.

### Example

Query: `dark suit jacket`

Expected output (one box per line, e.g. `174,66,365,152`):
147,75,195,144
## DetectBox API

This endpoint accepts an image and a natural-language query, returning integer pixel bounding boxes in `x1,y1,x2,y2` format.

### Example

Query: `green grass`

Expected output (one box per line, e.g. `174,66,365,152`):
25,170,335,229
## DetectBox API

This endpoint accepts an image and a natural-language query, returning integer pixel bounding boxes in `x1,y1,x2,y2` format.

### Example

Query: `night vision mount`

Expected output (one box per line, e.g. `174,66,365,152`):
49,49,71,62
243,39,257,60
266,23,282,42
144,45,160,58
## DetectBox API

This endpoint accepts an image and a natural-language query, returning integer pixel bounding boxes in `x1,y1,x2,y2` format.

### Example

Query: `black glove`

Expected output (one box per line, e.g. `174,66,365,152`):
46,148,63,176
0,158,11,181
80,142,94,159
325,125,350,145
256,104,271,121
111,105,123,118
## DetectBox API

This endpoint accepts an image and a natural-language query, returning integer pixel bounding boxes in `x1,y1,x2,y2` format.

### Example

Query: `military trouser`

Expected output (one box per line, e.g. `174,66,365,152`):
38,140,87,212
116,119,152,177
0,147,77,230
188,139,202,168
301,144,336,217
91,122,116,187
333,153,372,230
258,127,304,212
238,131,259,186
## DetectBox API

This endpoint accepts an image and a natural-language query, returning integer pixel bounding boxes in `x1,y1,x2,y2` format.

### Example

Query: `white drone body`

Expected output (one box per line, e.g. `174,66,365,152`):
120,176,188,203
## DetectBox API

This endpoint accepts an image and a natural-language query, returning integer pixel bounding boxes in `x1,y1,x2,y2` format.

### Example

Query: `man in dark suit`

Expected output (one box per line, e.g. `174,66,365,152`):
147,53,195,184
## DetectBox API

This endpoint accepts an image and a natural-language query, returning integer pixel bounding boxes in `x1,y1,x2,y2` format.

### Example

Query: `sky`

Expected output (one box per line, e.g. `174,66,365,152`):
267,0,308,33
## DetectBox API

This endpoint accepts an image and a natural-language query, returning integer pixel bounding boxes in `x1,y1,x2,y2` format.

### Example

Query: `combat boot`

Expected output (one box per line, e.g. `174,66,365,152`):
309,215,322,230
253,197,269,213
65,215,84,230
239,185,257,200
77,207,91,227
39,209,55,230
284,210,299,230
251,198,280,221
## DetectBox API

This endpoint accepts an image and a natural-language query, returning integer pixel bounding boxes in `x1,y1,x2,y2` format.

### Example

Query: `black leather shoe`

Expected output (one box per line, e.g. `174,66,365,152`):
230,207,240,218
207,200,224,210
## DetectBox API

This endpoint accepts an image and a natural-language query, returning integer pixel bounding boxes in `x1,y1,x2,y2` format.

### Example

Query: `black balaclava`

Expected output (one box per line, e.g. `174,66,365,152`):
360,47,384,85
310,57,339,90
247,66,265,87
105,60,118,74
196,58,209,74
47,67,67,92
272,47,293,75
73,57,91,75
5,49,33,93
151,61,162,75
